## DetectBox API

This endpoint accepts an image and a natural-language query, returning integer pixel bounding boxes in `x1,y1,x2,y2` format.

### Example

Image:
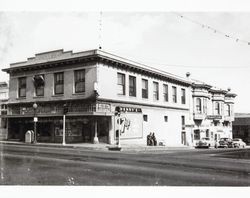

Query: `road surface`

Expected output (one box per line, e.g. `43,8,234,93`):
0,143,250,186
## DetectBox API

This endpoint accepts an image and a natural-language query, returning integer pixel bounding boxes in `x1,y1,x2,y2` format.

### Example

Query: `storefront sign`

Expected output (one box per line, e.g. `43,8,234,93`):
206,115,222,120
118,107,142,113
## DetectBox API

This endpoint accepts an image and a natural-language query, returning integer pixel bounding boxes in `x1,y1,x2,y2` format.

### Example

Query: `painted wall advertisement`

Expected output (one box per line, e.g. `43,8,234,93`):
115,112,143,139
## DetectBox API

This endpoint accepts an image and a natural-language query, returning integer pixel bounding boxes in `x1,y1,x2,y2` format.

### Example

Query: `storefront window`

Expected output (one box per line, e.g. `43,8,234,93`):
194,130,200,140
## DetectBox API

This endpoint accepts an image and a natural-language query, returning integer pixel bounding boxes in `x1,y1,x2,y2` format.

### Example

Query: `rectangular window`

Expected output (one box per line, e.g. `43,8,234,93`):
129,76,136,97
181,88,186,104
163,84,168,102
164,116,168,122
203,98,207,114
215,102,220,115
117,73,125,95
18,77,26,98
141,79,148,99
74,69,85,93
143,114,148,122
34,74,45,96
194,130,200,140
153,82,159,100
54,72,64,95
181,116,185,130
172,86,177,103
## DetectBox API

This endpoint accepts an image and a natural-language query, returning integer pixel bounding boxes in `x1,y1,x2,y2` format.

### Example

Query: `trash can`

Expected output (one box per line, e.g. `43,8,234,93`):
25,130,32,143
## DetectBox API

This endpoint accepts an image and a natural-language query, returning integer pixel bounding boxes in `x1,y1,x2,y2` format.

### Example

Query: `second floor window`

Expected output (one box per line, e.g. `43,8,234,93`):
172,86,177,103
54,72,64,95
225,104,230,116
129,76,136,97
203,98,207,114
18,77,26,98
117,73,125,95
181,88,186,104
196,98,202,113
141,79,148,99
163,84,168,102
33,75,45,97
75,69,85,93
153,82,159,100
215,102,220,115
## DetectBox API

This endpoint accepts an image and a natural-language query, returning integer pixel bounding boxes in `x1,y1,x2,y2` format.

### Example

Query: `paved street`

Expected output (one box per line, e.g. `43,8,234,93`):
0,143,250,186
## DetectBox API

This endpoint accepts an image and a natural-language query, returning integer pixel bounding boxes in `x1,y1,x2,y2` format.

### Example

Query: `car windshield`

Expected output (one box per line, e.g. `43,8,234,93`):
201,138,209,140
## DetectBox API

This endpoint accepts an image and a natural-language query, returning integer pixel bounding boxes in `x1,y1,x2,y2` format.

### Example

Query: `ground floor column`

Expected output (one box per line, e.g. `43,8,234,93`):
93,119,99,144
108,116,115,145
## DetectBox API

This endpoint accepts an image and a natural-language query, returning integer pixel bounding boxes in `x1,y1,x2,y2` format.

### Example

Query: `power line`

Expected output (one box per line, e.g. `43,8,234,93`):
98,11,102,50
172,12,250,46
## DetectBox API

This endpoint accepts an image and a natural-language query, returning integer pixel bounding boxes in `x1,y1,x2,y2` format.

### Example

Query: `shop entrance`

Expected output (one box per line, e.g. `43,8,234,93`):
181,131,186,145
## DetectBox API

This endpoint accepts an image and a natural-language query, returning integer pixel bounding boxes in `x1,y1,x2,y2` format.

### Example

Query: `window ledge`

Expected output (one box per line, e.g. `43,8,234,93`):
72,92,85,96
52,94,64,97
16,97,26,100
33,96,44,99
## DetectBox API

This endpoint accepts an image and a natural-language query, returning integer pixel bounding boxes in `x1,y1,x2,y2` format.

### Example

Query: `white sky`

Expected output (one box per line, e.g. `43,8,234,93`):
0,2,250,114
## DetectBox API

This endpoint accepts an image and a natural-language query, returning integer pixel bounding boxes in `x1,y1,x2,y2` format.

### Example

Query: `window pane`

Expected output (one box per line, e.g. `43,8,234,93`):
172,86,177,103
163,84,168,102
142,79,148,99
54,73,64,94
75,70,85,93
117,73,125,95
153,82,159,100
129,76,136,97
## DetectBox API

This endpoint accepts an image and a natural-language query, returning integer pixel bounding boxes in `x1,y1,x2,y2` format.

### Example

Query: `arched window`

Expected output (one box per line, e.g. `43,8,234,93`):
196,98,202,113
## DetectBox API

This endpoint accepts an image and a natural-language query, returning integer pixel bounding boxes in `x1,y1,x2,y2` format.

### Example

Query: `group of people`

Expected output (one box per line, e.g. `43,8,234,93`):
147,132,157,146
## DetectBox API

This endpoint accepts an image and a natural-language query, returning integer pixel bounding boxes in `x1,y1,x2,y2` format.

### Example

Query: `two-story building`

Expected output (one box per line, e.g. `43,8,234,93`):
2,49,194,146
191,80,236,144
1,49,236,147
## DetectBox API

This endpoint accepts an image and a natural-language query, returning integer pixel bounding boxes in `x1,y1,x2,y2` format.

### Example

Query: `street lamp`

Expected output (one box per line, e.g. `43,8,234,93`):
33,103,38,143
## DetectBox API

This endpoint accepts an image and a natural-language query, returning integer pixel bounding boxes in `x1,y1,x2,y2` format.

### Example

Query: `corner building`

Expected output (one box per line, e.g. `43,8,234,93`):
2,49,236,146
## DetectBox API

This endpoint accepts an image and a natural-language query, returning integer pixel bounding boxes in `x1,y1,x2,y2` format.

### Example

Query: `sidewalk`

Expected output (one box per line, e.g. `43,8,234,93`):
0,140,193,152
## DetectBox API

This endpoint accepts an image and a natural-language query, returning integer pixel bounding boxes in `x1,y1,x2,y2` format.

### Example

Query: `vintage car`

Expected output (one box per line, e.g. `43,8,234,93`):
218,138,233,148
232,138,246,148
195,137,215,148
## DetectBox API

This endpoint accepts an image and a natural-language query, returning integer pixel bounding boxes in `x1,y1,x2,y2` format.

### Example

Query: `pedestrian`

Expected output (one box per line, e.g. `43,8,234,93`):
152,133,157,146
147,132,153,146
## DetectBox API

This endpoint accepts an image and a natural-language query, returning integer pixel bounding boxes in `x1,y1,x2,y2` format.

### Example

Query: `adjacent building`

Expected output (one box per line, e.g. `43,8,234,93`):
0,82,8,140
191,80,236,145
1,49,236,146
232,113,250,145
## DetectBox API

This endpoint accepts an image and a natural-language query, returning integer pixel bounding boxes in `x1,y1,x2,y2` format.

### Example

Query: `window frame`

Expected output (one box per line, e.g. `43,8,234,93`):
18,77,26,98
181,88,186,104
172,86,177,103
129,75,136,97
54,72,64,95
196,98,202,114
163,84,168,102
153,81,159,100
74,69,85,93
141,79,148,99
117,73,125,95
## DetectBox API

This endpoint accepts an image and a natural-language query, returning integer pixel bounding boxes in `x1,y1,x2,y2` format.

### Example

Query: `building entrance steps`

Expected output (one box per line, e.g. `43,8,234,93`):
0,140,193,152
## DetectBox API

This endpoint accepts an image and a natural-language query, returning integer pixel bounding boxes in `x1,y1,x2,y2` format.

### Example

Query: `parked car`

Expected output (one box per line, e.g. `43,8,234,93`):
218,138,233,148
232,138,246,148
195,137,215,148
